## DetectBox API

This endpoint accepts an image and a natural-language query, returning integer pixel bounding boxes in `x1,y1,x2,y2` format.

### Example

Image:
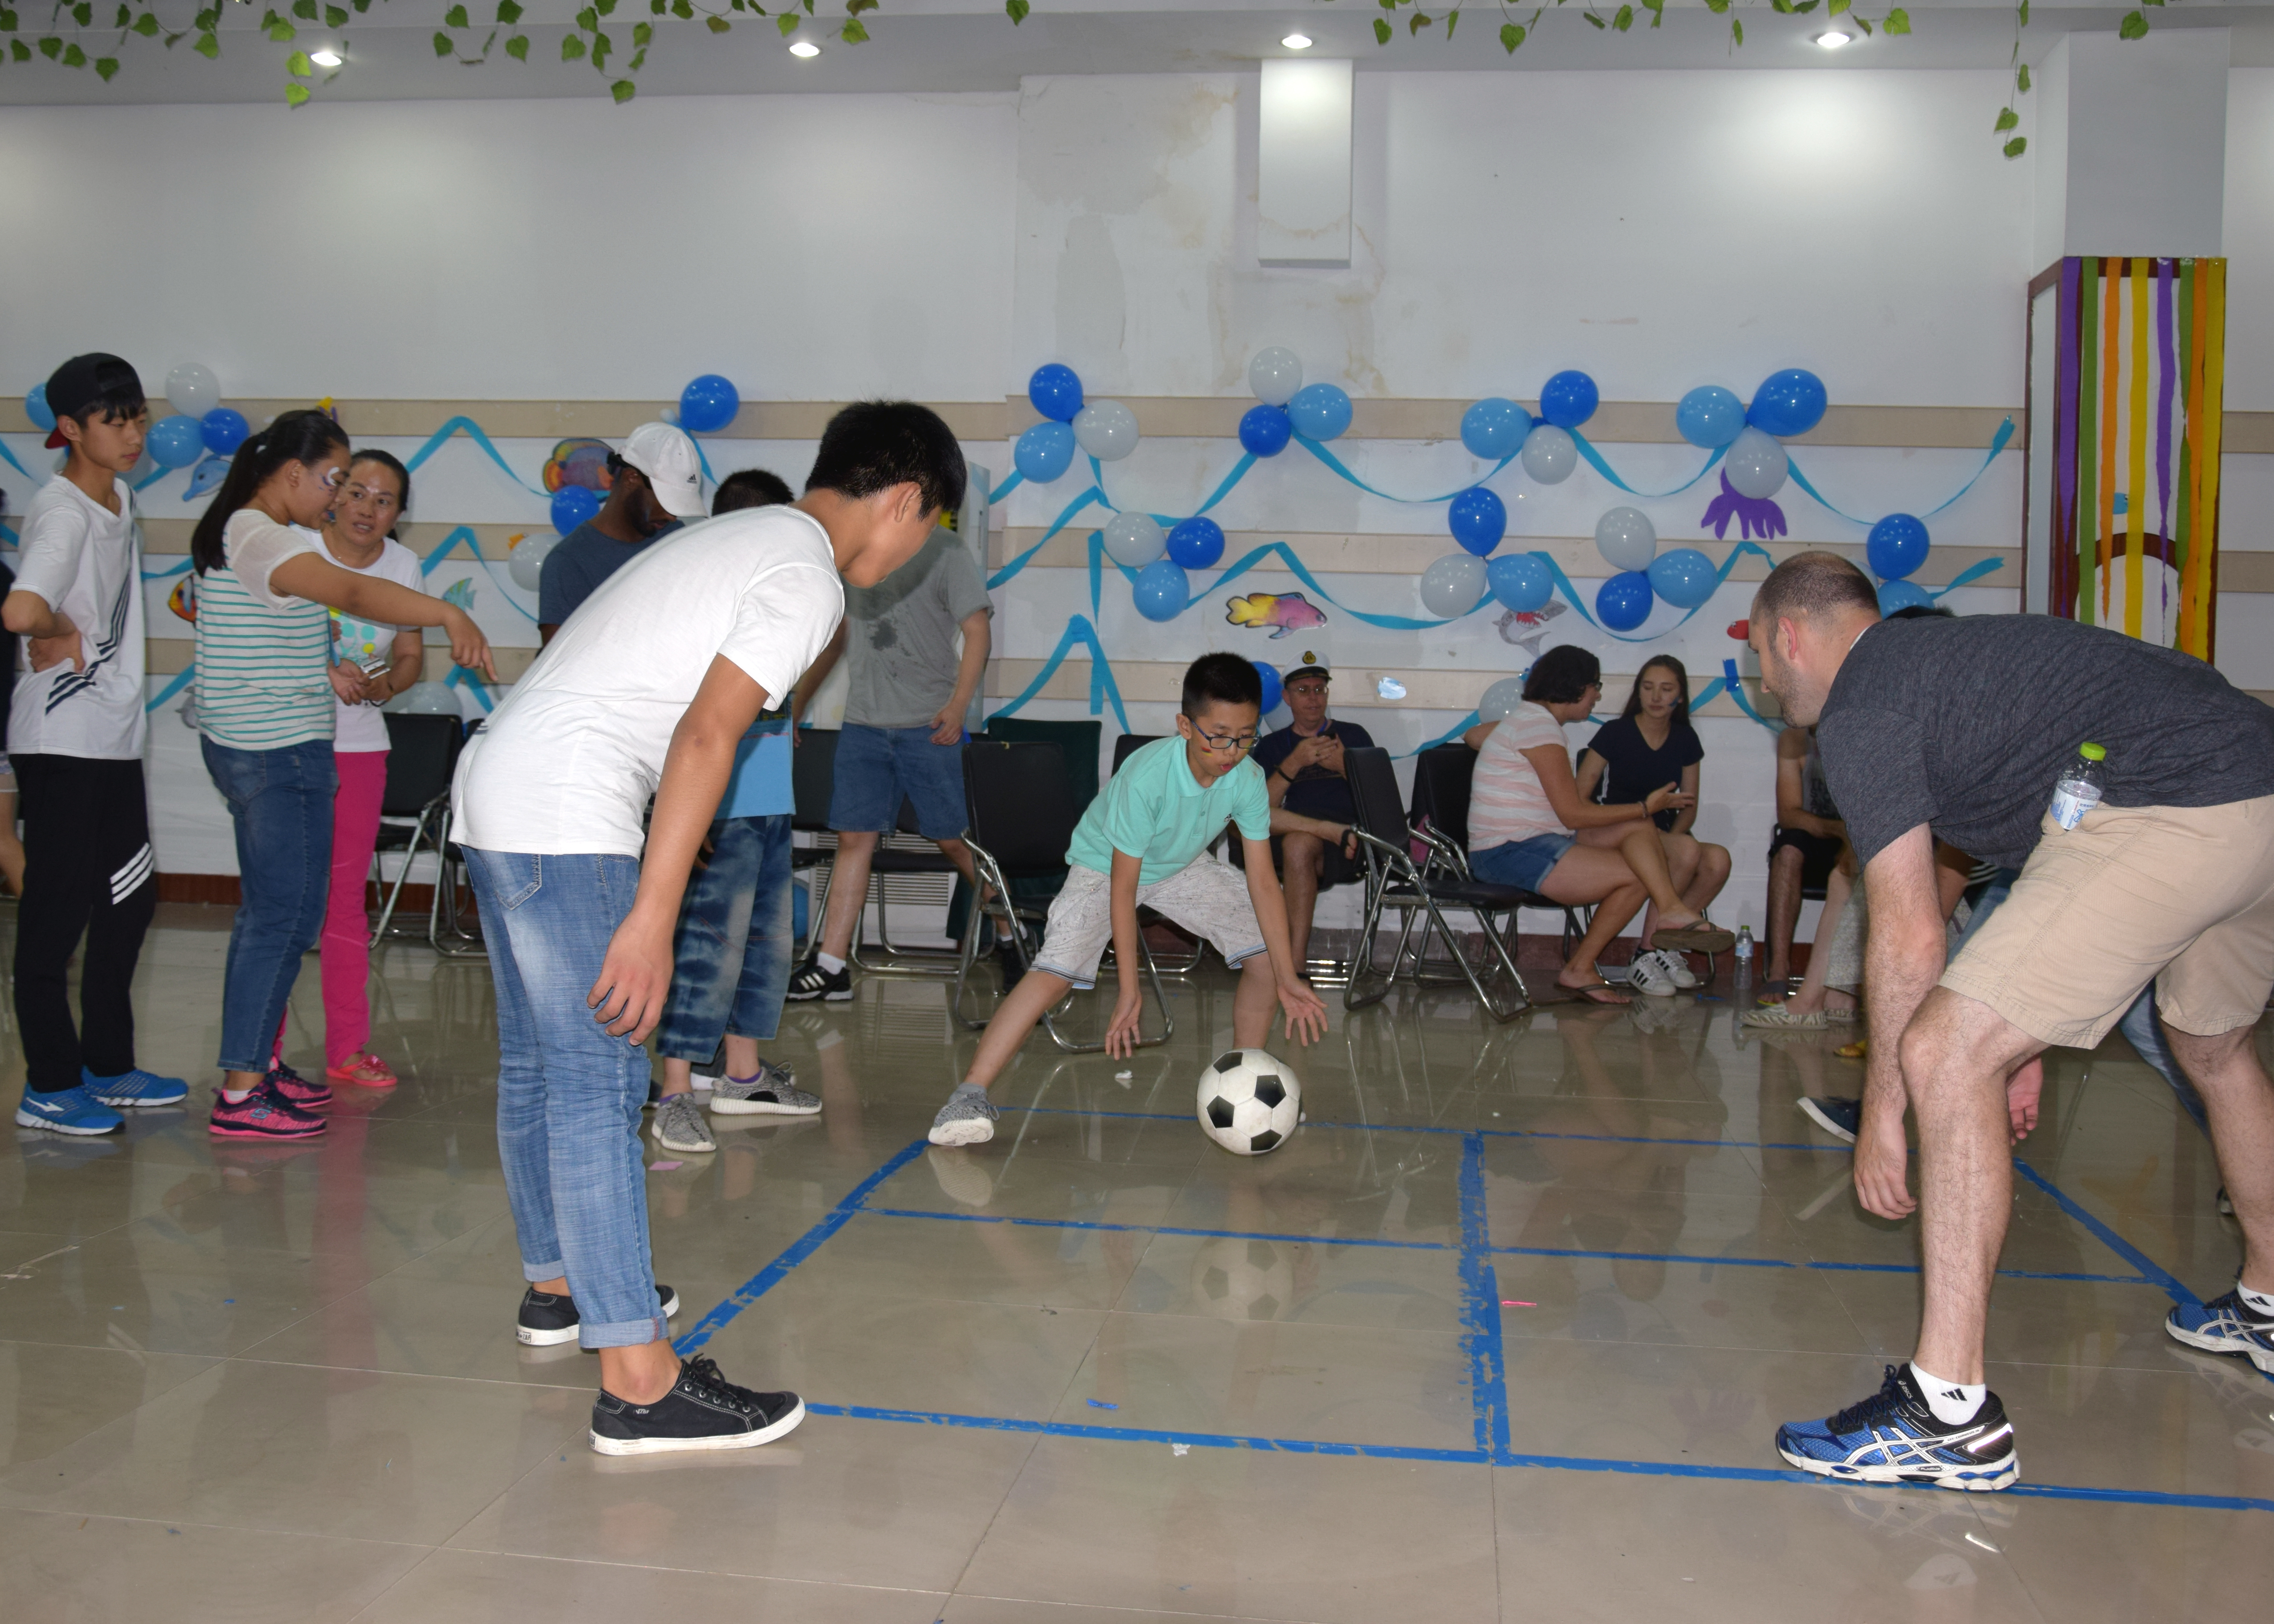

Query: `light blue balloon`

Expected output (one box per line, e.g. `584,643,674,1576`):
1461,398,1532,460
1487,552,1553,614
551,485,600,535
1447,486,1506,556
1646,546,1719,610
1674,386,1746,449
1014,421,1076,484
147,414,204,470
1595,571,1654,633
1133,560,1189,623
1253,660,1283,715
1288,383,1352,442
24,382,54,432
1877,579,1934,616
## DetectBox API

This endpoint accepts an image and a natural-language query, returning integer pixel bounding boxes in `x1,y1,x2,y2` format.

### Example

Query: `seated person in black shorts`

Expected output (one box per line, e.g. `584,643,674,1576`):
1766,722,1844,986
1248,659,1370,973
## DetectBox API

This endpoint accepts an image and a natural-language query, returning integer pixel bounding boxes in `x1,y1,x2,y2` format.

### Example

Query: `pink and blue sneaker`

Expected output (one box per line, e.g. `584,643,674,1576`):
84,1067,189,1108
264,1061,334,1111
208,1078,328,1141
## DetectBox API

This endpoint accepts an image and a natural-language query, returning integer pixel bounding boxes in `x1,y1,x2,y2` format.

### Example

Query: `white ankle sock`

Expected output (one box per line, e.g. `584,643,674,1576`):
221,1087,252,1104
816,952,846,975
1911,1362,1986,1425
2237,1283,2274,1317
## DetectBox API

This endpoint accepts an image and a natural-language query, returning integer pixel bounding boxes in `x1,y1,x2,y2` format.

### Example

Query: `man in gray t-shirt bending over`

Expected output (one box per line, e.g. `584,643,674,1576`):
787,524,993,1002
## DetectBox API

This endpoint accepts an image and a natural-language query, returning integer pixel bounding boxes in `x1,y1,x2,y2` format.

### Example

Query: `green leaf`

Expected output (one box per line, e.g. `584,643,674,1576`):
132,11,158,33
1994,107,2018,132
1883,7,1909,35
11,36,29,57
1500,21,1524,51
2018,1,2028,22
433,30,451,54
650,0,662,11
325,2,345,21
1828,0,1848,12
1006,0,1029,20
502,30,526,57
1443,7,1456,39
628,45,643,68
1770,0,1792,14
287,48,311,74
611,76,634,102
1644,0,1664,26
93,53,115,77
1731,16,1742,45
707,13,727,30
62,41,85,65
1613,3,1632,30
2004,136,2028,159
496,0,520,19
192,29,216,56
632,20,650,45
775,10,795,31
841,15,867,41
286,80,310,105
269,21,295,40
1701,0,1726,13
598,0,619,15
112,4,128,27
677,0,695,18
1854,16,1870,34
2118,10,2147,40
1407,11,1432,34
71,0,90,24
560,32,582,58
2017,64,2031,93
38,33,59,56
444,3,467,25
848,0,876,13
195,6,218,25
1582,11,1604,28
0,11,17,34
576,5,595,27
290,0,314,17
1793,0,1819,12
1373,16,1389,43
592,28,610,65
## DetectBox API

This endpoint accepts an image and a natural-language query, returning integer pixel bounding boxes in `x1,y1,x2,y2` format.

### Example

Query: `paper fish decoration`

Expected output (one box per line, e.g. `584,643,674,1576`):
1494,598,1568,654
441,578,476,612
182,454,232,501
543,438,614,494
1225,591,1328,640
167,574,197,625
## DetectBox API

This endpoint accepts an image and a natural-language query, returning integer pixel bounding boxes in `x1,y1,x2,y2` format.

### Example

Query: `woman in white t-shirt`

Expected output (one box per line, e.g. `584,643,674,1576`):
314,450,428,1090
1463,645,1724,1005
187,409,496,1141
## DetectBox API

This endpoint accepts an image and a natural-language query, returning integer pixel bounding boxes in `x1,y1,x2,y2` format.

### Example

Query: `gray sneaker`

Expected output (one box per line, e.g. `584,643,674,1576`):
709,1061,821,1117
927,1086,999,1147
651,1092,717,1154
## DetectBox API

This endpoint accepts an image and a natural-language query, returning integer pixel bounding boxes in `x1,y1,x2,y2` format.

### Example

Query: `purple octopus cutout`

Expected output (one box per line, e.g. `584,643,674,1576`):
1700,472,1787,542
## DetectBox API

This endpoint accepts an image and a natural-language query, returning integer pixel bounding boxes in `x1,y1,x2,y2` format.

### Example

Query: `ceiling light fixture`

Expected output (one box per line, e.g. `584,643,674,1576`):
310,47,343,66
788,39,821,58
1282,33,1313,50
1815,29,1853,49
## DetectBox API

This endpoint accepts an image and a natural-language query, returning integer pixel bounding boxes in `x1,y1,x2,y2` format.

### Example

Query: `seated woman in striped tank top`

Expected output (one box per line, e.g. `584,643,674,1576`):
187,409,496,1140
1463,645,1731,1005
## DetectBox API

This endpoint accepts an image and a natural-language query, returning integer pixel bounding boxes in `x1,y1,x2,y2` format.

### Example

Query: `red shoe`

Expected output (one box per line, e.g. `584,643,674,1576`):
208,1079,328,1140
325,1051,398,1088
265,1062,334,1110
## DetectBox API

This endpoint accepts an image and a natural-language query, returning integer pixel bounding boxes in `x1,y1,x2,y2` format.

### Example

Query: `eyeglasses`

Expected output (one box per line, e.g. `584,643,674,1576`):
1285,684,1329,698
338,482,400,513
1190,726,1260,753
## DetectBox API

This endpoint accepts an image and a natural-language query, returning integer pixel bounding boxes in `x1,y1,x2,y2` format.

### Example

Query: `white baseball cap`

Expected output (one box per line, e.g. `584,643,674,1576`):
620,421,705,519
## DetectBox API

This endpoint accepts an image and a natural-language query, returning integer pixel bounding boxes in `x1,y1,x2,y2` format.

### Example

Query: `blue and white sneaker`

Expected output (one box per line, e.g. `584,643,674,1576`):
1776,1364,2019,1491
84,1066,190,1108
14,1083,125,1137
2166,1289,2274,1374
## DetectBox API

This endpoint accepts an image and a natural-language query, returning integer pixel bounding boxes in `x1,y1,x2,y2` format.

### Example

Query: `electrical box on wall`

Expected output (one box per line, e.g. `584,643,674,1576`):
1257,58,1353,267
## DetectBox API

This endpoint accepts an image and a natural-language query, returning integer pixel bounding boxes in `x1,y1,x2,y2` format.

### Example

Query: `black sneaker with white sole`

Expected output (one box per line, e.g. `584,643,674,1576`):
1800,1096,1862,1143
516,1282,682,1347
785,957,853,1002
589,1355,806,1455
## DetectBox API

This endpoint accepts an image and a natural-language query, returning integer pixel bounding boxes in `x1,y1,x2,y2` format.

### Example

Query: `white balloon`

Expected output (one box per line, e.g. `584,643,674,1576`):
508,534,556,591
1102,511,1166,568
386,680,462,717
1479,677,1527,723
1072,400,1141,462
1247,347,1303,407
1520,423,1577,485
166,362,221,418
1419,552,1488,619
1593,506,1658,573
1724,425,1790,500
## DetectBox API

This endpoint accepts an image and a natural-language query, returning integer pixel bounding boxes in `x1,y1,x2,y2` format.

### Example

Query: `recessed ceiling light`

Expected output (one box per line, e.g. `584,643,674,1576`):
787,39,820,58
310,48,343,67
1282,33,1313,50
1815,30,1853,49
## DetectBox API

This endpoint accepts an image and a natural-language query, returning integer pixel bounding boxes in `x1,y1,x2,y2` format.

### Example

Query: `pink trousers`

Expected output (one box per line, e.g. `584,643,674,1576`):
321,750,390,1068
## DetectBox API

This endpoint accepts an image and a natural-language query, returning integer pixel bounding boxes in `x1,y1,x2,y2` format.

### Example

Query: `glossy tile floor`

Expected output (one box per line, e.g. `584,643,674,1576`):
3,903,2270,1622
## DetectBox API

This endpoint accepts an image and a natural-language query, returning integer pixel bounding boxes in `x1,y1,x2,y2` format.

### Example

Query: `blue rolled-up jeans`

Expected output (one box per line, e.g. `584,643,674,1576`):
461,847,668,1350
657,814,794,1063
200,737,335,1073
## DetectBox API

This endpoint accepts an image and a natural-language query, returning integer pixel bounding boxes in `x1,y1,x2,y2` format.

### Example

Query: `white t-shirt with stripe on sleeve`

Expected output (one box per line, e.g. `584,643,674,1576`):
1467,702,1572,851
192,511,335,752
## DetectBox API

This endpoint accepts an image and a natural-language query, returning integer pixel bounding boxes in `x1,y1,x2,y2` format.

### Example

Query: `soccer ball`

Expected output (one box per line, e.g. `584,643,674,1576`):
1190,1237,1296,1321
1196,1049,1300,1156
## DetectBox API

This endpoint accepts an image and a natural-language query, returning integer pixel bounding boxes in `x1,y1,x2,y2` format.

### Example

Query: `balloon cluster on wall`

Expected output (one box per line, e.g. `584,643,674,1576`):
25,362,252,479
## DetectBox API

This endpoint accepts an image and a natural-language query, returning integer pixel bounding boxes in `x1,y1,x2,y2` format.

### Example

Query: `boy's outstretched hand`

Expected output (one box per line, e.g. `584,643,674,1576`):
1103,989,1146,1060
1278,979,1329,1046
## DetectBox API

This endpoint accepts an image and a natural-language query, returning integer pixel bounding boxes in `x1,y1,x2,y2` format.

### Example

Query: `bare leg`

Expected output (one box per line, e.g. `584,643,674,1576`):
598,1339,683,1404
1279,832,1325,972
1638,836,1704,950
721,1034,764,1077
1784,865,1851,1016
1682,839,1731,915
1232,951,1280,1048
818,830,879,960
1613,823,1702,928
1766,843,1805,984
2166,1024,2274,1294
0,790,21,895
659,1058,695,1099
1538,845,1655,994
960,969,1077,1092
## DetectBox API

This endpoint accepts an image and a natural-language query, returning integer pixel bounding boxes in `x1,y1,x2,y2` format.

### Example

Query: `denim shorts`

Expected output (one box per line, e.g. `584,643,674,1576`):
1468,831,1576,894
657,814,794,1062
828,723,968,839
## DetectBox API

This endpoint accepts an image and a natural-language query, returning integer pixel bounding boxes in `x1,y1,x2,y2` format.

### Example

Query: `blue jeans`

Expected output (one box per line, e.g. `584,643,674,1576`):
462,847,667,1350
1469,832,1576,894
657,815,794,1064
200,737,335,1072
827,722,968,839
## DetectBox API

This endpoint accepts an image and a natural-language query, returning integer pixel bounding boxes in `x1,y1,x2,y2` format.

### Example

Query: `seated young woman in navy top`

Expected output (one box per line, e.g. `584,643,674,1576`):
1574,655,1733,992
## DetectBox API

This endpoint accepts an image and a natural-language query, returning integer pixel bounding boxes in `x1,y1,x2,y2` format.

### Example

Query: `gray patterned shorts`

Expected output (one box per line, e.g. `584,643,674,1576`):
1033,859,1267,989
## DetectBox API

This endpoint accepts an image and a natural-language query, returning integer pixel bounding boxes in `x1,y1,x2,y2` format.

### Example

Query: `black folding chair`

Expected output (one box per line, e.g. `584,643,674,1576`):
1409,745,1590,962
952,741,1174,1052
1342,746,1529,1021
1111,732,1164,774
369,713,467,950
794,727,969,976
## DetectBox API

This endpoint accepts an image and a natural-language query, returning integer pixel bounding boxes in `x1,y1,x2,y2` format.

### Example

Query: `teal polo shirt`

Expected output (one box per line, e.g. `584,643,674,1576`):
1067,736,1272,886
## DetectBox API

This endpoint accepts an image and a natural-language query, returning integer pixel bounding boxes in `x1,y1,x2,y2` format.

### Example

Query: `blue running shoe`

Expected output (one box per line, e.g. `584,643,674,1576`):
1776,1365,2019,1491
15,1083,125,1137
2166,1289,2274,1374
84,1067,190,1108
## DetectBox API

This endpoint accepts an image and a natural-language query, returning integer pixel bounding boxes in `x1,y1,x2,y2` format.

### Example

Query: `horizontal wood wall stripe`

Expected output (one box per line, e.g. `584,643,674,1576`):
2217,552,2274,593
147,638,540,684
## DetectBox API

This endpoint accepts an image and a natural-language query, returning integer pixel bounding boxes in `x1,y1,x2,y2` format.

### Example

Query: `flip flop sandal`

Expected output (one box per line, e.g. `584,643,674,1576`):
1653,923,1737,954
1546,981,1631,1006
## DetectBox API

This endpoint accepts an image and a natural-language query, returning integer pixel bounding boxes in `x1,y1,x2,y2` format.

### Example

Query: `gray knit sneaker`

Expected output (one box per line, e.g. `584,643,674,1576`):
709,1062,821,1117
927,1085,999,1147
651,1092,717,1154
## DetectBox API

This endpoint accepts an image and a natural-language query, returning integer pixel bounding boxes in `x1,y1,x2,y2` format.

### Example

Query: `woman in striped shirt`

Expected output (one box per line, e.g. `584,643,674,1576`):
188,409,495,1140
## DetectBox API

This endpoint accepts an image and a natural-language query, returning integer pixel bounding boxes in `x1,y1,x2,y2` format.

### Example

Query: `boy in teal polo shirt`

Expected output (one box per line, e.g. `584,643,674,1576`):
928,653,1329,1146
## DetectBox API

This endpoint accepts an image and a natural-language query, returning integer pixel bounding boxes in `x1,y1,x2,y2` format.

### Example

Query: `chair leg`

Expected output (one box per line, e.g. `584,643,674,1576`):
369,808,433,947
1343,880,1396,1013
950,848,1014,1032
1042,933,1176,1054
1417,895,1529,1022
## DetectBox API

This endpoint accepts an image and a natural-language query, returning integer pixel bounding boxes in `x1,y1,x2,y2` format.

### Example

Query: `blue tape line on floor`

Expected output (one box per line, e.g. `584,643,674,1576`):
1015,1104,1853,1152
803,1404,1490,1463
862,1207,1450,1251
1486,1243,2156,1286
2011,1160,2203,1309
1459,1131,1516,1462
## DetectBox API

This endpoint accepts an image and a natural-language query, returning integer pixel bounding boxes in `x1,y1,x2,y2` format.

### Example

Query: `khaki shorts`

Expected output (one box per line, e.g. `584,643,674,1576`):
1033,859,1266,989
1941,796,2274,1047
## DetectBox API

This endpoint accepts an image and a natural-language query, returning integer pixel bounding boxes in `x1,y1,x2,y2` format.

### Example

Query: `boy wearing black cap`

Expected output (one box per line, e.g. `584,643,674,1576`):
3,355,187,1138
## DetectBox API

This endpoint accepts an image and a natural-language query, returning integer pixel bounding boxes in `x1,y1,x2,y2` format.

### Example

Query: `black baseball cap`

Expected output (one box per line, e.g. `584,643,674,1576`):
44,353,145,449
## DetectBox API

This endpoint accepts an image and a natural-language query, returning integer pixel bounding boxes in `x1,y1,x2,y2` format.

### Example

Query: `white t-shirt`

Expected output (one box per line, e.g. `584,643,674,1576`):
325,536,426,753
193,511,335,751
453,506,845,858
7,473,148,760
1469,702,1572,850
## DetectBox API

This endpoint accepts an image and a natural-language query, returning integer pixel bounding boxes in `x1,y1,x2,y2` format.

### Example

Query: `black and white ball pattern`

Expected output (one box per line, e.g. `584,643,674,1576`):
1196,1049,1301,1156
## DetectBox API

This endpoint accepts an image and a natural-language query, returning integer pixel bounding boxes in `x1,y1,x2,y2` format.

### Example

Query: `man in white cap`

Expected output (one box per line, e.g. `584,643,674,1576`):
538,421,705,644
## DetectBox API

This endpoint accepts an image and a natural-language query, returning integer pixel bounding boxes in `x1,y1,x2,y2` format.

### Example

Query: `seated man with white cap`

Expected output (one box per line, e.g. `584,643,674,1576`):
537,421,705,643
1246,655,1372,975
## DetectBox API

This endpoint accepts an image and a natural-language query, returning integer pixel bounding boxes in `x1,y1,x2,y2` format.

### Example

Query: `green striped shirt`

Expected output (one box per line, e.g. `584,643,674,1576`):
194,512,336,751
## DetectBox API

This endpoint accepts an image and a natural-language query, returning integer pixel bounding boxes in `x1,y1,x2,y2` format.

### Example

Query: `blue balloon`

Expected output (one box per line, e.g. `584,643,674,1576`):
1447,486,1507,556
200,407,250,457
1646,546,1720,610
1252,660,1282,716
147,414,203,470
1487,552,1553,614
1014,421,1076,484
24,382,54,432
1167,516,1225,570
1027,364,1084,423
1877,579,1934,616
1867,512,1931,582
1674,386,1746,449
1595,571,1654,633
1538,370,1599,431
1133,560,1190,623
1748,368,1828,438
551,485,600,535
678,373,740,433
1239,404,1293,458
1287,383,1352,442
1461,397,1532,460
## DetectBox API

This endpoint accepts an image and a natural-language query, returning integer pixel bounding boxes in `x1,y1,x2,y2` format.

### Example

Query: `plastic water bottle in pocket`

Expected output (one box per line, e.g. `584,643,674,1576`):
2049,744,2107,831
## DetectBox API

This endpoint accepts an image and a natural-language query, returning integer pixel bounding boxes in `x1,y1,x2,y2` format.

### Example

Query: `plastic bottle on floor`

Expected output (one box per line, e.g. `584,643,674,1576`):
1733,925,1753,989
2050,743,2106,831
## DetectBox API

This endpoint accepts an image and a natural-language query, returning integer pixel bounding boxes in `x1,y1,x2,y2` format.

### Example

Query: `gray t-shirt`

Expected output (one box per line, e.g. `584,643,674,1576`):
842,526,993,729
1817,614,2274,871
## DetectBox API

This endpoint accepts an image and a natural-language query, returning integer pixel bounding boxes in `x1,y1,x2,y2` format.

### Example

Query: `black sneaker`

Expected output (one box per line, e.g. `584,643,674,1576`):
1776,1364,2019,1491
516,1282,682,1347
1800,1096,1862,1143
589,1355,806,1455
785,957,853,1002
